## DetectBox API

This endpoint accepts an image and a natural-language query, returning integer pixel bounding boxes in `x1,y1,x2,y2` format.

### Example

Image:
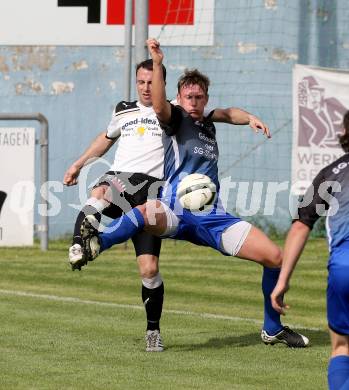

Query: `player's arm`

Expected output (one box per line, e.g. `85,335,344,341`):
271,221,310,314
271,170,327,314
63,131,116,186
211,107,271,138
147,38,171,124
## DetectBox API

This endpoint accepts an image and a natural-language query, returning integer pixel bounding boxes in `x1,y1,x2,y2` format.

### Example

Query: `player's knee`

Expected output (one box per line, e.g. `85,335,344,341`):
91,185,108,200
265,246,282,268
85,187,110,212
141,267,159,279
330,335,349,356
138,255,159,279
145,199,162,211
143,200,164,226
135,203,148,218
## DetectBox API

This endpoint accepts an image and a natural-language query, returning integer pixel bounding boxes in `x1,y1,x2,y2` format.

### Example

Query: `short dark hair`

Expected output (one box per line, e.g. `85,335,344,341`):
177,69,210,95
135,59,167,82
339,111,349,153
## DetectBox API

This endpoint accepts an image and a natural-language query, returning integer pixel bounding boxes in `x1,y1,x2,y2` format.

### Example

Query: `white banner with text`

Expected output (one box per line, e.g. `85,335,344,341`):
292,64,349,195
0,128,35,246
0,0,214,46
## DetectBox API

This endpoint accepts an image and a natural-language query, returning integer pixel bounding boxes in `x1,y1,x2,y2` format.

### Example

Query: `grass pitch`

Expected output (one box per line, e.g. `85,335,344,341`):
0,239,329,389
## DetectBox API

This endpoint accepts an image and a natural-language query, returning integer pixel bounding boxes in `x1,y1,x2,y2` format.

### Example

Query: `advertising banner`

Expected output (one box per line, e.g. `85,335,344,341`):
0,128,35,246
292,64,349,195
0,0,214,46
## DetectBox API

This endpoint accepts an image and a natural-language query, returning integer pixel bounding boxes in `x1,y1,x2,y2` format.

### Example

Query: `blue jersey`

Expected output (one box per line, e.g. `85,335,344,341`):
160,104,220,207
296,153,349,251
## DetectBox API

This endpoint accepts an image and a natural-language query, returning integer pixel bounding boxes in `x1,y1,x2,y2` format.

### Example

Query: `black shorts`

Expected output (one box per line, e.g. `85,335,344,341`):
94,171,163,257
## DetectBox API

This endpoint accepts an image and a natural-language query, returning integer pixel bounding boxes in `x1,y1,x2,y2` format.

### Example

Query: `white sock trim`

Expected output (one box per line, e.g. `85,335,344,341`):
142,273,163,289
85,197,109,212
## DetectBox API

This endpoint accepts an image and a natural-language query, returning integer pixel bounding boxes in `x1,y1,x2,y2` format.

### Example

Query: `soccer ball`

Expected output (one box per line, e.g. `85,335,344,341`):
176,173,216,211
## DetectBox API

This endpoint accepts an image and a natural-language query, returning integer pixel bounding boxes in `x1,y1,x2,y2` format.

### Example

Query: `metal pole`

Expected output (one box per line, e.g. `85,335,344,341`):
124,0,133,101
0,113,49,251
135,0,149,64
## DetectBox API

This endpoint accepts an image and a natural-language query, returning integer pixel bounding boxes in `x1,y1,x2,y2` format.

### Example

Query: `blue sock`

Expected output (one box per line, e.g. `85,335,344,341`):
340,378,349,390
99,208,145,252
262,266,283,335
328,355,349,390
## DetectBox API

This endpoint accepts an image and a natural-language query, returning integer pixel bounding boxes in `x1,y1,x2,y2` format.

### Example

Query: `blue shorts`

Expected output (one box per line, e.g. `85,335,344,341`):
168,206,242,254
327,241,349,335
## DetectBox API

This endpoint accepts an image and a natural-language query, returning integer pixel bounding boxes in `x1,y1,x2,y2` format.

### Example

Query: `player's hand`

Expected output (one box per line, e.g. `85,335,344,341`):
248,115,271,138
270,282,290,315
63,164,81,186
146,38,164,64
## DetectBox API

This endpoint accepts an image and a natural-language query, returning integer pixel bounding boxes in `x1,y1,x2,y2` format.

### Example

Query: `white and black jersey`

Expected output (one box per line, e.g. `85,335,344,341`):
106,100,214,180
94,101,213,256
106,101,164,179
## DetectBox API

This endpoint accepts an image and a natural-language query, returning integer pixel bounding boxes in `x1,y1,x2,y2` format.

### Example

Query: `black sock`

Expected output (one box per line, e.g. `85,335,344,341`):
142,282,164,331
72,205,102,246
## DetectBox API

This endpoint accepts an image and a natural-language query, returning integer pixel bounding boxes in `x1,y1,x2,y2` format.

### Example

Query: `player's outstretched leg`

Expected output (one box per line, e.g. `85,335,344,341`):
80,215,101,263
80,207,147,265
260,266,308,347
69,243,85,270
69,196,107,270
237,225,309,348
69,207,98,270
261,326,309,348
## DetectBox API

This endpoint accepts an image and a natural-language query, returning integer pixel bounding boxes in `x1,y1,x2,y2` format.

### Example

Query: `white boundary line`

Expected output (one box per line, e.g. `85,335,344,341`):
0,289,324,332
